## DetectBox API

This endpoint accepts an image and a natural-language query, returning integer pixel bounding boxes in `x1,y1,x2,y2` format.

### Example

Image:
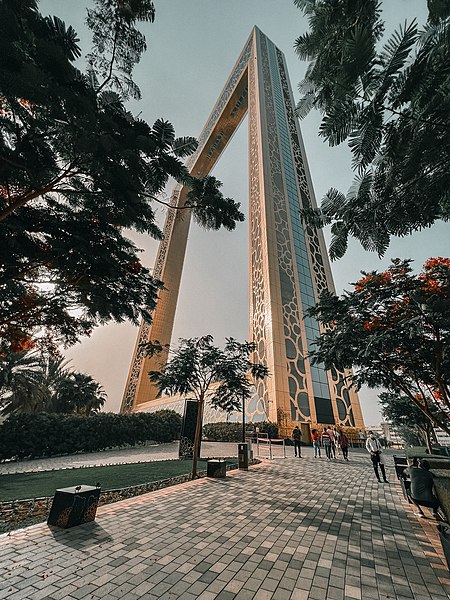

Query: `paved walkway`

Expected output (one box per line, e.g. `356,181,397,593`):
0,442,241,475
1,452,449,600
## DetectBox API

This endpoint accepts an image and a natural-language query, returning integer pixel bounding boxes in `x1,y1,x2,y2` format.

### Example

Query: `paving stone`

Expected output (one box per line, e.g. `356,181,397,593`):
1,449,449,600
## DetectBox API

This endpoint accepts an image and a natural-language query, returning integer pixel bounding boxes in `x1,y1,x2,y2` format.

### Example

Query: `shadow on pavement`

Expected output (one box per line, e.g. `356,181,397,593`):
48,521,113,549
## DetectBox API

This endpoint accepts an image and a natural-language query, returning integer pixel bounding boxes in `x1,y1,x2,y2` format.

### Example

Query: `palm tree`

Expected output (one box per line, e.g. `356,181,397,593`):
0,351,45,414
54,372,107,415
0,351,107,415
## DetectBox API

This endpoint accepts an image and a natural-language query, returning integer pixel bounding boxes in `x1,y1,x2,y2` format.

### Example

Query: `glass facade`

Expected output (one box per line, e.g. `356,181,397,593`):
267,41,334,421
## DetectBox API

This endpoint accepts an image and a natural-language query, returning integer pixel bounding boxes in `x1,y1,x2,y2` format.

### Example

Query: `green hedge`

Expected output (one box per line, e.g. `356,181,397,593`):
203,421,278,442
0,410,182,461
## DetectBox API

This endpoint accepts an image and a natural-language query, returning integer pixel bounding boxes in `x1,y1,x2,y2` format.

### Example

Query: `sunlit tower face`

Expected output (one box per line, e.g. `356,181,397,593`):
121,27,365,435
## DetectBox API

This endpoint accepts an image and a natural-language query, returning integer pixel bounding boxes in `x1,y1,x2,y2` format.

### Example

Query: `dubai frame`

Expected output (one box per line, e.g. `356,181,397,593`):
120,27,364,435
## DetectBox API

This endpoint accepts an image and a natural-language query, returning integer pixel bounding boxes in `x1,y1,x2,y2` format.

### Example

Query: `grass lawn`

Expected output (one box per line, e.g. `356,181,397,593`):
0,458,237,502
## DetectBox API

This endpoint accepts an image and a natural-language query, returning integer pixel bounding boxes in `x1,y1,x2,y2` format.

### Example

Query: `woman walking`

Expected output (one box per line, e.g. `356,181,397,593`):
339,430,349,461
321,428,332,460
311,429,321,458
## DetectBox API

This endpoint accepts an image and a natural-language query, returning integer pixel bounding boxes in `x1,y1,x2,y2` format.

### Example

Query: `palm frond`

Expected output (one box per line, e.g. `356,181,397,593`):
151,119,175,151
45,15,81,61
329,221,349,261
377,21,418,95
296,91,316,119
172,136,198,158
319,99,359,146
321,188,346,217
343,24,377,81
349,104,383,169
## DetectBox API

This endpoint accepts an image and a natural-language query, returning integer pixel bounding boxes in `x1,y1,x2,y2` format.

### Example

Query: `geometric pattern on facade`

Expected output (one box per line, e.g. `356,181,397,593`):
120,27,365,434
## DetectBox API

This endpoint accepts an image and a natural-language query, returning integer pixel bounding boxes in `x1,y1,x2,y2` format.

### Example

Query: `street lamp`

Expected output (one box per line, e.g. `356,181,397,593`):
242,393,246,443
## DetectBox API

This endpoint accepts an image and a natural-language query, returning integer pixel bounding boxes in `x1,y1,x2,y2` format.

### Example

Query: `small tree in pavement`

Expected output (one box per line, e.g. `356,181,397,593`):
148,336,269,479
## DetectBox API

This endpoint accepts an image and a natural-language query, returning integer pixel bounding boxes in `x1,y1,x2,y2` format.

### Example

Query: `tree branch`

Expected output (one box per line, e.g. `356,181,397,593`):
0,167,77,222
96,28,119,95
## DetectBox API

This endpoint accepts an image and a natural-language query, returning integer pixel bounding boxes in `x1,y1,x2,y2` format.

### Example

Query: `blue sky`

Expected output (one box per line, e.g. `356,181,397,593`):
41,1,449,424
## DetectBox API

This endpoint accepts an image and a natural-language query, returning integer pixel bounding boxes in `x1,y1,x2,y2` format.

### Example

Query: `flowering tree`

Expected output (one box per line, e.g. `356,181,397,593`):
0,1,243,355
309,258,450,435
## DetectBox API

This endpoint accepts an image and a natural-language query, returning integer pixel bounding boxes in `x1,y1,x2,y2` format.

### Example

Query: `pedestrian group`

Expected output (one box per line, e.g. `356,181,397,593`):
292,427,392,485
293,426,349,460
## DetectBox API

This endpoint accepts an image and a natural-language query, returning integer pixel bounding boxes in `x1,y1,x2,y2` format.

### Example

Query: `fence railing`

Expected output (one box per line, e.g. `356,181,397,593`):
255,435,286,459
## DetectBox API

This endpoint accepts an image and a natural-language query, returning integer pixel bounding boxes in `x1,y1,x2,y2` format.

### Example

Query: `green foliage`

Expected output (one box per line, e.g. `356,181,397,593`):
203,421,278,442
258,421,279,440
0,410,182,460
0,1,243,353
294,1,450,258
149,335,268,477
203,422,251,442
379,392,432,435
396,425,424,447
0,350,106,415
149,336,269,412
309,258,450,434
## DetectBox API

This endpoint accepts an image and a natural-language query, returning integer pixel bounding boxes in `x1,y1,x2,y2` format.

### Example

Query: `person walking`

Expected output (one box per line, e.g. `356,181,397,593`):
338,430,349,461
322,428,332,460
311,429,321,458
333,427,341,456
292,425,302,458
326,427,336,459
366,431,388,482
358,430,366,448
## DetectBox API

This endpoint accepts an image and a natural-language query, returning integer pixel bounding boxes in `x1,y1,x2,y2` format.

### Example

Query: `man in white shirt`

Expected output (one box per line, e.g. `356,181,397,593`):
366,431,388,483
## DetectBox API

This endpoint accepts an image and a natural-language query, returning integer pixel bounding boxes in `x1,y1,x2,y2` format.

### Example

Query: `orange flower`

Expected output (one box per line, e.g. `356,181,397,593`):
10,337,36,353
363,317,382,331
423,257,450,270
355,275,373,292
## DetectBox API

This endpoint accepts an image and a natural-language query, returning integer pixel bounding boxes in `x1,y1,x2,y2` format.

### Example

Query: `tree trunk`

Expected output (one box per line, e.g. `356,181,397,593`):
431,427,439,446
422,426,432,454
191,398,204,480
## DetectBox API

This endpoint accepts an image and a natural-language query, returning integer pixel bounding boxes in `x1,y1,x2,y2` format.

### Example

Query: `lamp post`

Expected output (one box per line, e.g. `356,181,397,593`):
242,393,246,443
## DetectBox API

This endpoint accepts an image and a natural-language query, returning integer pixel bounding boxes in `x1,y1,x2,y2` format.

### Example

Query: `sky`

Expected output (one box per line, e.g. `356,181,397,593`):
41,1,449,425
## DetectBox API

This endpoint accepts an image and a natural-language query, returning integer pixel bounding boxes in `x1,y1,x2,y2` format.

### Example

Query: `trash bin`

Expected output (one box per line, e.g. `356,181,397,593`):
206,459,227,478
47,485,101,529
238,443,249,470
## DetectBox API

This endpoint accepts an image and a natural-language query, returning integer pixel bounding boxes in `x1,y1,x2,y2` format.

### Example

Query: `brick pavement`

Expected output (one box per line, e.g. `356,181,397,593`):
1,452,449,600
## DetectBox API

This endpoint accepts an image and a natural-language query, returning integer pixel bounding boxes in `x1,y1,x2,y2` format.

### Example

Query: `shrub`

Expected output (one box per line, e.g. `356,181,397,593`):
0,410,182,461
203,421,279,442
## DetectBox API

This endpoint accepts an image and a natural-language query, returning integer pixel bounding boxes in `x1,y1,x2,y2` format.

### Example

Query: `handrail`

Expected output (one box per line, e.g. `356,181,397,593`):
256,437,286,459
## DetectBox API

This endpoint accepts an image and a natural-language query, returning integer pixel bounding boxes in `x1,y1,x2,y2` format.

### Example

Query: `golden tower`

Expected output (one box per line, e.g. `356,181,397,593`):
120,28,365,435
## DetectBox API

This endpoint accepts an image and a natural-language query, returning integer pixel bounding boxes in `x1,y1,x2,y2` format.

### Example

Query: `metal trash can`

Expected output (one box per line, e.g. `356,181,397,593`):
238,443,249,470
206,459,227,478
47,485,101,528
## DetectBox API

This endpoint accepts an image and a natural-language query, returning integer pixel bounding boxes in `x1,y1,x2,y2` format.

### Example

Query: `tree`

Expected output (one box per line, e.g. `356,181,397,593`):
54,372,107,415
379,391,436,452
308,258,450,435
148,336,269,478
0,349,44,413
294,1,450,259
0,1,244,354
0,349,106,415
395,425,424,448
